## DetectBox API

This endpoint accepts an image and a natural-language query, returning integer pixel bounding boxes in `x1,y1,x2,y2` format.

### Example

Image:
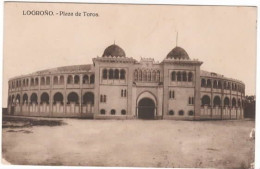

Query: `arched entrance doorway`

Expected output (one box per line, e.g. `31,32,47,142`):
138,98,155,119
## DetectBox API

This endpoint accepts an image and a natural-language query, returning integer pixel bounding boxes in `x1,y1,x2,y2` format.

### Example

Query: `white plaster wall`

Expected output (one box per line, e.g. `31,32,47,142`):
99,85,128,115
168,87,194,116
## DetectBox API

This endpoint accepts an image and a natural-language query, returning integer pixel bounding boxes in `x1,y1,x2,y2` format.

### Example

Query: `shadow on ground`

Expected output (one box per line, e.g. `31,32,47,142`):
2,116,67,128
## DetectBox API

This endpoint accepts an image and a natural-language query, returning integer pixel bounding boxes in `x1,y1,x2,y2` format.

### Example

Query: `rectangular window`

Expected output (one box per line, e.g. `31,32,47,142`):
100,95,107,103
188,97,194,105
124,90,127,97
121,89,127,97
169,91,175,99
104,95,106,102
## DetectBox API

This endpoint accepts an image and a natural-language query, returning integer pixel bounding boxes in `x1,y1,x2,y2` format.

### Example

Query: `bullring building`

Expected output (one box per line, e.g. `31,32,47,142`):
7,44,245,120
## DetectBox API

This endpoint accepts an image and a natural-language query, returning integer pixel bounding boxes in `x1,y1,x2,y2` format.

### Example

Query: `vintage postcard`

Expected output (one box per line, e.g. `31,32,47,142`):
2,1,257,168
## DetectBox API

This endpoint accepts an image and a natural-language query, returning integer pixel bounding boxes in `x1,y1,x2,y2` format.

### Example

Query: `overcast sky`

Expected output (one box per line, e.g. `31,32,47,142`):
3,2,257,107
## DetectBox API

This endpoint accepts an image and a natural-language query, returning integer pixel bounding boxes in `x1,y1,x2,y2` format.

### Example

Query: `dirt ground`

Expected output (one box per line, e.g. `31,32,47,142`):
2,116,255,168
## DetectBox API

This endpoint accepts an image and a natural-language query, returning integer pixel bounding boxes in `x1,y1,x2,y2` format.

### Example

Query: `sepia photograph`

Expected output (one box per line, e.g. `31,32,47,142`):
1,1,257,168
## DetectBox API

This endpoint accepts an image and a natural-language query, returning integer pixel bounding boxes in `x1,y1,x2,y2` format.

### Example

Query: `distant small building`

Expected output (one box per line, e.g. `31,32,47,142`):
7,44,245,120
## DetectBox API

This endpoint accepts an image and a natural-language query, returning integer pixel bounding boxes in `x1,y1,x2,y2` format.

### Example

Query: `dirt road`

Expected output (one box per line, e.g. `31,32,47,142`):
2,117,255,168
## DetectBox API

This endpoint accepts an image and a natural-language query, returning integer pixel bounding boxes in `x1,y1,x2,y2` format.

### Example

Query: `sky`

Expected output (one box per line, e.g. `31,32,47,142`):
2,2,257,107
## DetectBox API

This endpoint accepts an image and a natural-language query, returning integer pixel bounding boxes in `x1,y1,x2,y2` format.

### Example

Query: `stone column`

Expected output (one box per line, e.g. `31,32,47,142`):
93,62,100,118
162,64,169,118
221,81,224,119
64,75,67,115
37,76,40,116
127,65,133,117
50,75,53,117
194,63,202,120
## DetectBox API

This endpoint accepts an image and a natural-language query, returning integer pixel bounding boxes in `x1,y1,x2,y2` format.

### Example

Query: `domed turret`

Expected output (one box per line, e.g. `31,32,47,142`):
102,44,126,57
166,46,190,59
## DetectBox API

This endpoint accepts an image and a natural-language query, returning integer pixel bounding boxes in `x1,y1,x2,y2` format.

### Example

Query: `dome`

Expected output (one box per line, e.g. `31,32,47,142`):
102,44,126,57
166,46,190,59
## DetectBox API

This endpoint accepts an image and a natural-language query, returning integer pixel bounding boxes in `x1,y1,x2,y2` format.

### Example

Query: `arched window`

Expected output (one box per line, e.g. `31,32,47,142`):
26,79,29,86
67,92,79,104
201,95,210,106
111,109,116,115
207,79,211,88
152,70,156,81
67,75,73,84
188,111,194,116
8,96,11,105
171,71,176,81
183,72,187,81
40,77,45,85
30,93,38,104
46,77,50,85
232,98,237,107
227,82,230,89
22,93,28,104
40,92,49,104
224,97,230,107
177,72,181,81
83,75,89,84
114,69,119,79
35,77,39,86
238,99,241,107
74,75,80,84
60,76,64,85
138,70,142,81
143,70,147,81
90,74,95,84
53,92,63,104
83,92,94,105
16,94,20,104
156,70,160,82
31,78,34,86
223,81,227,89
178,110,184,116
237,85,240,92
218,81,222,89
103,69,107,79
109,69,114,79
213,96,221,107
53,76,58,85
120,69,126,80
169,110,174,115
11,95,15,103
188,72,193,82
213,80,218,88
134,70,138,81
201,79,206,87
121,109,126,115
100,109,106,114
147,71,151,81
